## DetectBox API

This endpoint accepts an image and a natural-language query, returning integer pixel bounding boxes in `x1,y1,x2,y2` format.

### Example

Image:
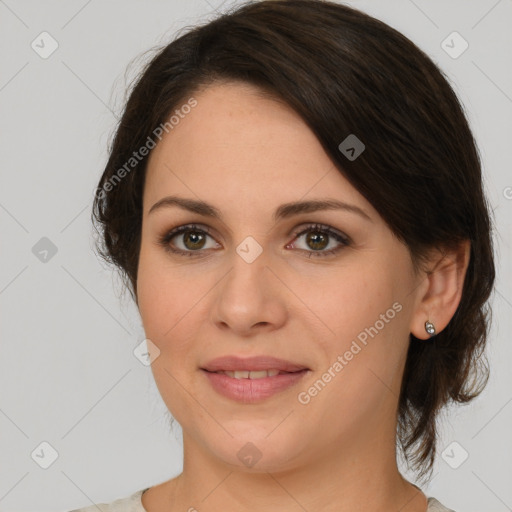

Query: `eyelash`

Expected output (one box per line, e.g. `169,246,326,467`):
157,223,351,259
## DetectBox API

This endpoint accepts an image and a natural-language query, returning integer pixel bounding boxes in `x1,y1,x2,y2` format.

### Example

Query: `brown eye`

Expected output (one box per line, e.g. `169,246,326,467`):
181,230,207,250
289,223,350,258
304,231,329,251
158,224,218,257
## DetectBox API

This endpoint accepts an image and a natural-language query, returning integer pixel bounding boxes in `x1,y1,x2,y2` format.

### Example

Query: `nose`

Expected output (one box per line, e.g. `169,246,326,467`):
210,245,288,337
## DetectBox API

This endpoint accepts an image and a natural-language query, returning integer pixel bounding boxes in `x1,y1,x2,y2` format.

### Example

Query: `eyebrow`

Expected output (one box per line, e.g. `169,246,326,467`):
148,195,373,223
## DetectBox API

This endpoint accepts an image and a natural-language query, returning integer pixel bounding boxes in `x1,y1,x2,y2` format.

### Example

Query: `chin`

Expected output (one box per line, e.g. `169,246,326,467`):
205,431,307,473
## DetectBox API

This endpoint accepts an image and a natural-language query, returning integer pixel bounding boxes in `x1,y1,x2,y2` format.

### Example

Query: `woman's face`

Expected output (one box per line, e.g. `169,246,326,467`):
137,81,427,471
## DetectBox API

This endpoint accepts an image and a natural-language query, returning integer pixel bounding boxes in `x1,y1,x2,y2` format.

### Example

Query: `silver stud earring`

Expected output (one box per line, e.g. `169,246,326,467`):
425,320,436,337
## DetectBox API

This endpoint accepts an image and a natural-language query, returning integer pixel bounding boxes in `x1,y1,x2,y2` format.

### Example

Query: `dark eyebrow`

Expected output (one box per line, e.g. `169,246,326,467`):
274,199,372,222
148,195,373,222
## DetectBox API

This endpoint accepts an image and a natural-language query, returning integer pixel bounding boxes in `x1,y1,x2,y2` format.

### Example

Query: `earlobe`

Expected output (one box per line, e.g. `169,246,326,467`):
410,240,471,340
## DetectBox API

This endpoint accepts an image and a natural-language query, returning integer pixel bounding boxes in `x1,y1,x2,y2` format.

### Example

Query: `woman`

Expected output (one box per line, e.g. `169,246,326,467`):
73,0,495,510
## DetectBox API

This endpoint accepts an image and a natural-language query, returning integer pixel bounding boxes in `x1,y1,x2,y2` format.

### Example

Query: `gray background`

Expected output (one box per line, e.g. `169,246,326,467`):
1,0,511,511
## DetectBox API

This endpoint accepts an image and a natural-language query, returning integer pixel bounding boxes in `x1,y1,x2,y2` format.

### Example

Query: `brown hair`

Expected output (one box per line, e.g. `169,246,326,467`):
91,0,495,479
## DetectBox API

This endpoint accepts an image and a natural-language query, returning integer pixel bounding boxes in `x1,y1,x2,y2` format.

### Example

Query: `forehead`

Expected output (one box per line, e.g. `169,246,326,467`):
148,81,319,162
143,81,374,220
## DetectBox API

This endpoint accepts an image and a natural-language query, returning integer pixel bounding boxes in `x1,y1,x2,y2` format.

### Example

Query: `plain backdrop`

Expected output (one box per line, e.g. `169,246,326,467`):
0,1,511,511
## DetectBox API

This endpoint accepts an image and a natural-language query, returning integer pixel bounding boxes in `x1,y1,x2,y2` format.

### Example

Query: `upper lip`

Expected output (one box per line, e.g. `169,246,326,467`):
201,355,309,373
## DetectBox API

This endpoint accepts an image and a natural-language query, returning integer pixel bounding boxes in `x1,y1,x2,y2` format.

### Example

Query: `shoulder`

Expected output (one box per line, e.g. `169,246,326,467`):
67,488,149,512
427,496,457,512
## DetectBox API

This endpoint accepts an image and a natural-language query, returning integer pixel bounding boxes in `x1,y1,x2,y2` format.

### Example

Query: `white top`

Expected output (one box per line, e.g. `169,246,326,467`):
68,487,456,511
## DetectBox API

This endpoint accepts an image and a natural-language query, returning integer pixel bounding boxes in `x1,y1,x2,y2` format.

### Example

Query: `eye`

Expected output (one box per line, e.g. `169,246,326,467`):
157,222,351,258
286,223,350,258
157,224,219,257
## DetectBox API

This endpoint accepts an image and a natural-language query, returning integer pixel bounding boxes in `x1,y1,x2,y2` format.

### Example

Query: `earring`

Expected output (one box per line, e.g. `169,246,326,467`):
425,320,436,337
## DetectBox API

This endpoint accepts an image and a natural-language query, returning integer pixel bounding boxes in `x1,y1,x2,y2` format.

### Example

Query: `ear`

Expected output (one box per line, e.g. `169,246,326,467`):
410,240,471,340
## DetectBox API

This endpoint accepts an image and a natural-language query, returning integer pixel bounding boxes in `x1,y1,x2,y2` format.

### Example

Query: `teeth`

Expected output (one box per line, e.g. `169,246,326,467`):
217,369,281,379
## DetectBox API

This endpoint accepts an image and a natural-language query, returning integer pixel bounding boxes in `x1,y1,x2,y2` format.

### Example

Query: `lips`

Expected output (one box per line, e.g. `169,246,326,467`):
201,355,309,373
201,369,309,404
201,356,310,403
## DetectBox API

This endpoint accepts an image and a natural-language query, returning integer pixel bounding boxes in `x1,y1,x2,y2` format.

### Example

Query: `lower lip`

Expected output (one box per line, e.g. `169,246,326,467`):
201,369,309,403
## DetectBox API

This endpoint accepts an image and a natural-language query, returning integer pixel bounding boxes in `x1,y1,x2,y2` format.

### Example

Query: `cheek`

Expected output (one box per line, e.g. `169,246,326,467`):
291,293,403,440
288,256,399,347
136,244,186,345
136,244,214,367
136,249,204,427
293,258,409,404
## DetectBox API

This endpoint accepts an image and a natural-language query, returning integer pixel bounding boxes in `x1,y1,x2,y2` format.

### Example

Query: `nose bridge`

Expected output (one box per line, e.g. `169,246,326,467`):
212,235,287,333
224,235,270,301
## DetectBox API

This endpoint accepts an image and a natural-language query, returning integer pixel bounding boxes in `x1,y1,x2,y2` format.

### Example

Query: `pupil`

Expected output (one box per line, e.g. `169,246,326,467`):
307,232,328,250
185,231,205,250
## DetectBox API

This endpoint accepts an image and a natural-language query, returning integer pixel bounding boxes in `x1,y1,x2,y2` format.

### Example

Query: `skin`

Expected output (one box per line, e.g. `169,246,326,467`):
136,81,470,512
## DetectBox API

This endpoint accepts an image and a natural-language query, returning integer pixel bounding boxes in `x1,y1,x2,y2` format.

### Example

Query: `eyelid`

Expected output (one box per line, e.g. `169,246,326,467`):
290,222,351,244
157,223,218,252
